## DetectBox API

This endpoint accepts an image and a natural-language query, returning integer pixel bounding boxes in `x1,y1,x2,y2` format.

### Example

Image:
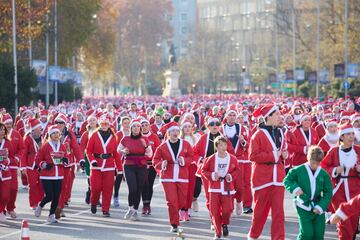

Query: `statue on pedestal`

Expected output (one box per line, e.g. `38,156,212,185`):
168,43,177,70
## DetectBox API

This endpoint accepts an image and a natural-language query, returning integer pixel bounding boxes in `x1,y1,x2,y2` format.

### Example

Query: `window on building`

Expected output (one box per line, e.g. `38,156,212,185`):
181,27,188,34
181,13,187,21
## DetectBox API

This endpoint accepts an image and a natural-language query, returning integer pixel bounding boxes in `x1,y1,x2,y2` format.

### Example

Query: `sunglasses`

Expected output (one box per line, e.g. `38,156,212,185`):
208,122,221,127
55,121,65,124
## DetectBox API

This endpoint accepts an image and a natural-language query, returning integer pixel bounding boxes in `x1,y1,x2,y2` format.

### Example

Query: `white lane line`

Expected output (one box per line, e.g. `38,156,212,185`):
0,209,89,239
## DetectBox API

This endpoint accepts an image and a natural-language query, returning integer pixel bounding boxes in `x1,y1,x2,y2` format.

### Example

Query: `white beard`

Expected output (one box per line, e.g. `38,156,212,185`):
325,132,339,146
294,114,301,122
354,128,360,142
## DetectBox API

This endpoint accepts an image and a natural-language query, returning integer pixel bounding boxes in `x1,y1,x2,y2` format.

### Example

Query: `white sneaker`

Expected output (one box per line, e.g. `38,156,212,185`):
0,213,6,222
325,212,332,224
236,202,243,216
47,214,58,223
130,210,139,221
113,197,120,208
35,205,42,217
211,224,215,231
124,208,134,220
8,211,17,219
192,199,199,212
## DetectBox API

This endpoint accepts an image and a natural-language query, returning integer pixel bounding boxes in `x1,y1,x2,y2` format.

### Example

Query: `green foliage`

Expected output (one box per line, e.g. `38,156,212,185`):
0,58,37,113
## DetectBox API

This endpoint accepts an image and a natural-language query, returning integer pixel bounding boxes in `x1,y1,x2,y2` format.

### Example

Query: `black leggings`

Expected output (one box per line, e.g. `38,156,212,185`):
40,179,62,215
124,165,147,210
113,173,123,198
193,176,202,199
142,166,157,205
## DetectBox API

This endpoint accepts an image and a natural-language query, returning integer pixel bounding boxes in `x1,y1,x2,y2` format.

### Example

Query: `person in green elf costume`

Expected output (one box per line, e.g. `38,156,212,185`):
284,145,333,240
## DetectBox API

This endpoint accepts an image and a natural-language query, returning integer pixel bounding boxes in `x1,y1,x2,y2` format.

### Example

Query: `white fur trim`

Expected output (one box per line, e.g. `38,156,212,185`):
263,105,278,118
331,168,338,178
292,187,302,195
211,172,217,181
31,124,42,131
226,173,232,183
161,160,167,171
335,208,348,221
49,128,61,135
339,128,354,136
2,119,13,124
167,126,180,132
314,205,324,215
207,117,220,124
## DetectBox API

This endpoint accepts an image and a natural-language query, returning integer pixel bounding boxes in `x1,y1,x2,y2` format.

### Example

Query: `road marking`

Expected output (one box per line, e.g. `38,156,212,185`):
0,209,89,239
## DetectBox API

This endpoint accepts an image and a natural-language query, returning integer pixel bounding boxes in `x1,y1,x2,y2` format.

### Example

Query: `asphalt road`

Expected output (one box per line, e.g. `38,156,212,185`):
0,172,339,240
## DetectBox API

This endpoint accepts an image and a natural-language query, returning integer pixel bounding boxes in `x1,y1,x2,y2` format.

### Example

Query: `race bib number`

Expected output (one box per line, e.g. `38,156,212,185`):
50,151,65,165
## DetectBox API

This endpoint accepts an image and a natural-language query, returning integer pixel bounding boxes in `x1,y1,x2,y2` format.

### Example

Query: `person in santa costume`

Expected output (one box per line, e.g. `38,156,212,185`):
284,146,333,240
321,124,360,240
113,116,131,208
351,113,360,145
317,119,339,155
54,114,84,219
86,116,123,217
330,194,360,224
201,136,239,240
20,118,44,210
34,125,69,223
222,105,250,215
179,119,200,221
247,104,287,240
152,121,194,233
39,109,50,136
287,114,319,168
71,111,85,144
1,113,22,218
192,117,234,214
0,122,15,222
314,111,332,139
79,115,98,204
140,118,161,215
150,111,165,139
118,119,153,220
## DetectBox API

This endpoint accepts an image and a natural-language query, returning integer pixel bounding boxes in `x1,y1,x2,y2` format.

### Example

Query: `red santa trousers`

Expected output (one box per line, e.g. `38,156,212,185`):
185,164,197,209
26,169,43,208
0,180,10,212
332,186,359,240
90,170,114,212
201,176,210,211
248,186,285,240
241,163,252,207
65,166,75,202
162,182,188,226
234,165,244,203
58,168,71,208
209,192,234,237
6,169,18,212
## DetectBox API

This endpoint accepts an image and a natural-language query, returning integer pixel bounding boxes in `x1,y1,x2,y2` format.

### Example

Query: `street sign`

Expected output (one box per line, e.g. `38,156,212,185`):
334,63,346,78
319,69,330,84
343,80,351,90
32,60,47,82
308,71,317,83
271,82,280,89
48,66,61,82
347,63,359,78
295,69,305,81
285,70,294,80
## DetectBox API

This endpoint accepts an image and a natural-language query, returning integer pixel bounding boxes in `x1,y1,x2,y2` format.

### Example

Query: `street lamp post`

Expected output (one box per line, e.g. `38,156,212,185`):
315,0,320,98
54,0,58,105
292,0,296,97
12,0,18,115
344,0,348,98
45,0,50,108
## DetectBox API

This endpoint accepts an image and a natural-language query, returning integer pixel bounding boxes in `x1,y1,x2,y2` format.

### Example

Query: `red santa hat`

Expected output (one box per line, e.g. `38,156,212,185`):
48,125,61,135
180,120,192,129
191,103,201,112
140,118,150,125
225,104,237,117
299,114,311,124
339,124,354,136
351,113,360,124
166,121,180,132
40,109,48,118
99,115,111,124
207,117,220,125
323,110,332,118
130,119,141,128
28,118,41,131
54,114,68,124
325,119,338,128
340,111,351,121
1,113,13,124
252,104,278,119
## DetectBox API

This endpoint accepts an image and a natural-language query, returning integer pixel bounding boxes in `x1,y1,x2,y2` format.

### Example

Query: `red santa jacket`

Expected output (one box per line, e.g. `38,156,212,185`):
143,132,161,165
318,136,337,156
249,128,287,191
152,139,194,183
35,141,68,180
61,128,83,167
20,134,42,170
336,194,360,221
8,128,23,167
287,127,319,167
321,145,360,202
0,138,15,181
201,152,239,195
315,122,326,139
86,131,123,173
79,130,96,154
220,123,249,162
150,123,163,135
